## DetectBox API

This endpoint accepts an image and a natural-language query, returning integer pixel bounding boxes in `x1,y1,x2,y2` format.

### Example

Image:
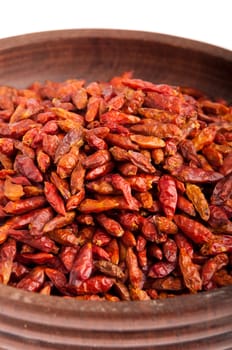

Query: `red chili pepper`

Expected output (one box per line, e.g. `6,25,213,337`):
9,229,58,253
92,244,111,261
16,267,45,292
0,238,16,284
174,214,213,244
201,253,229,287
162,238,177,263
126,247,144,289
148,261,176,278
111,173,140,211
44,181,66,215
96,213,124,237
69,243,93,286
72,275,114,295
45,268,67,290
158,175,177,219
4,196,47,215
14,154,43,183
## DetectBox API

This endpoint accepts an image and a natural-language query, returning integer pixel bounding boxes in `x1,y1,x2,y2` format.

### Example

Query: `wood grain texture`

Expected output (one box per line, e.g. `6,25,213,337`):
0,29,231,349
0,284,231,349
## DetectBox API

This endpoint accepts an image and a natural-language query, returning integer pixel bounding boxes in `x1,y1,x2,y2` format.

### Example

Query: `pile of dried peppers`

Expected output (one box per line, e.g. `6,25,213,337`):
0,72,231,301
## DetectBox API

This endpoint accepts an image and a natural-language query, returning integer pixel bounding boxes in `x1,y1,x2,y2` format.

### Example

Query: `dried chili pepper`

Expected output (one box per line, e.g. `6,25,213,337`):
96,213,124,237
66,189,85,211
36,148,50,173
9,229,58,253
69,243,93,286
92,228,111,247
48,228,80,246
128,150,156,173
82,150,111,169
72,275,114,295
201,253,229,287
60,246,78,272
192,125,218,151
162,238,178,263
4,177,24,201
158,175,177,219
174,233,194,258
78,197,119,213
18,252,54,265
220,152,232,176
141,216,159,242
44,181,66,216
72,87,88,110
130,134,165,149
208,205,229,228
121,230,136,247
176,194,196,216
42,211,76,233
106,133,138,150
85,96,101,122
95,260,125,279
130,122,182,139
154,216,178,235
174,165,223,183
109,146,129,161
85,162,114,181
174,215,213,244
126,247,144,289
129,287,151,301
3,196,47,215
100,110,140,125
202,144,224,168
111,173,139,211
0,138,14,156
50,171,71,200
0,238,16,284
201,235,232,255
186,183,210,221
118,162,138,176
16,267,45,292
148,261,176,279
14,154,43,183
85,131,107,150
54,128,83,163
179,248,202,293
211,173,232,206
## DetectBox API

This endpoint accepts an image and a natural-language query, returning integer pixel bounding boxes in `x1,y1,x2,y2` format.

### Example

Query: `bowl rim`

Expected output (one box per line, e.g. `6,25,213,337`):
0,28,231,329
0,28,231,60
0,283,231,330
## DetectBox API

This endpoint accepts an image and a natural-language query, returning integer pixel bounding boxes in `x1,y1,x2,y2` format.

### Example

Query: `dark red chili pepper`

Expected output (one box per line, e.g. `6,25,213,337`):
158,175,177,219
14,154,43,183
69,243,93,286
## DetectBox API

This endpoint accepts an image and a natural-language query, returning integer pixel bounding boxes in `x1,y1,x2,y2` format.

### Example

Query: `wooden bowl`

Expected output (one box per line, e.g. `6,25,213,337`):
0,29,231,349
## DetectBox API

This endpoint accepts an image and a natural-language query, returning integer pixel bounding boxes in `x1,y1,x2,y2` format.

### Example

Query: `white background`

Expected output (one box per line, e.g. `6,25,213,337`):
0,0,231,51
